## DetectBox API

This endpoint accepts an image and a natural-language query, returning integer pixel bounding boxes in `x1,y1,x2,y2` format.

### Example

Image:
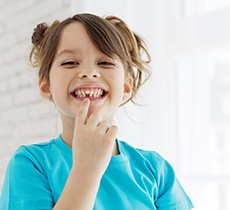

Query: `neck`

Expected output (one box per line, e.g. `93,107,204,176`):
59,112,75,148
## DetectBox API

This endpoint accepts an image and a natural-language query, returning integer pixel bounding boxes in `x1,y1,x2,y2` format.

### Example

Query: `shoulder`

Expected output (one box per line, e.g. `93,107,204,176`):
117,139,175,181
13,134,65,156
8,136,62,174
13,138,57,160
118,139,168,167
118,139,180,186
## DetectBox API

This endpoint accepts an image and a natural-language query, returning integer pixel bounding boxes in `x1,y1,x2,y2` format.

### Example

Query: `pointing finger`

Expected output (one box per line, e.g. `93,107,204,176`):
75,98,90,126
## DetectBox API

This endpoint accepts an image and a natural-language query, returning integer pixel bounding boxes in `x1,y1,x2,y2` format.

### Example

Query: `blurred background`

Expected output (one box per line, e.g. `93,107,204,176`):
0,0,230,209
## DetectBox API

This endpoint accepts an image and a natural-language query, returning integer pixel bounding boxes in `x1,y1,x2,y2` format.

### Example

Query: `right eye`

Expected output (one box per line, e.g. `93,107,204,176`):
61,61,79,66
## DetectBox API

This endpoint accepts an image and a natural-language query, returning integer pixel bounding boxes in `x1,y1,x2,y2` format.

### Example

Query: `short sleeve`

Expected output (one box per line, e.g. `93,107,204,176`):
153,153,194,209
0,146,54,210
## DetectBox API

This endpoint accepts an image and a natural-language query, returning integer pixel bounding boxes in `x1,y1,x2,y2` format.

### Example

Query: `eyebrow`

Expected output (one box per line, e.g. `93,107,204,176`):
55,48,116,61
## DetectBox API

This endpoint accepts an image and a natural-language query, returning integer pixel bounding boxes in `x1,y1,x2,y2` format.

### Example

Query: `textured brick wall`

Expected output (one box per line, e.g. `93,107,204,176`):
0,0,71,190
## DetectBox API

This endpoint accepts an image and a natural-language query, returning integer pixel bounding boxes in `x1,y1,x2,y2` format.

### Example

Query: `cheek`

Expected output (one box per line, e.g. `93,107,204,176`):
110,75,126,98
49,69,69,88
110,72,124,84
49,76,68,99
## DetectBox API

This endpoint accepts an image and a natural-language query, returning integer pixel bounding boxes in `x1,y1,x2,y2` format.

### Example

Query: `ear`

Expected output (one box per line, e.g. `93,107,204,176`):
123,76,133,102
38,78,51,100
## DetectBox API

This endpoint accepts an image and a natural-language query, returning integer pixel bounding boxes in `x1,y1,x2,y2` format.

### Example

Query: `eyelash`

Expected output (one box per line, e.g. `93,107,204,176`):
98,61,115,66
61,61,79,66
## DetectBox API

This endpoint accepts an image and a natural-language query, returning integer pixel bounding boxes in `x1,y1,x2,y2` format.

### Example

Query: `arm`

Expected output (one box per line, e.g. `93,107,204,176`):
53,99,118,210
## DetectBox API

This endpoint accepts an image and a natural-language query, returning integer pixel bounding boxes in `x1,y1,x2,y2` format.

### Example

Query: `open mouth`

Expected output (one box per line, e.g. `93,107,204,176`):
70,88,108,99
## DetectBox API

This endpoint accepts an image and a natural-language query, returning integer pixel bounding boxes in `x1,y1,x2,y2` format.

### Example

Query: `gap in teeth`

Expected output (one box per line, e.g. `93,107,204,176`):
74,88,103,98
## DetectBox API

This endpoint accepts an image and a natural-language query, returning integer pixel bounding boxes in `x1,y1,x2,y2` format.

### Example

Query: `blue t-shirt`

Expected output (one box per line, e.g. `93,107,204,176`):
0,135,193,209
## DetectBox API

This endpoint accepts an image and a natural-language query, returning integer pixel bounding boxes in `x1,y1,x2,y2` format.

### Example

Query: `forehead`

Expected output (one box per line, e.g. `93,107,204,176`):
57,22,92,51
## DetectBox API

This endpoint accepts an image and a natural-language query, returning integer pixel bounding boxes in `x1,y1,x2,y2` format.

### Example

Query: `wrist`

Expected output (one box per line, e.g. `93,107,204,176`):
71,163,103,183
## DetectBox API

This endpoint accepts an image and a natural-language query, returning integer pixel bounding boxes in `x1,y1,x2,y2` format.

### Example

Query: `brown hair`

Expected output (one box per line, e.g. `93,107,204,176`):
30,13,151,104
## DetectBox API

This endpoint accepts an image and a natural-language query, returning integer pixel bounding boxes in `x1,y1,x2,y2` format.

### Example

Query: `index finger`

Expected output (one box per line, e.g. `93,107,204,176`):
75,98,90,126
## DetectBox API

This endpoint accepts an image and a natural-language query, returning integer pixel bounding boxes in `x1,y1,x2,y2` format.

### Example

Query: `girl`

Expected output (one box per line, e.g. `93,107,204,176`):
0,13,193,209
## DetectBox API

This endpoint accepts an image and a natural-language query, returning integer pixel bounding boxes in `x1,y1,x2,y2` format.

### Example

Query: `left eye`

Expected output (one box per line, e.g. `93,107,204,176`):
99,61,115,66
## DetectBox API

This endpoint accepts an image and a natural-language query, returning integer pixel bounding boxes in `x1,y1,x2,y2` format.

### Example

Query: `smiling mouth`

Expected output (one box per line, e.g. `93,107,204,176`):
71,88,108,99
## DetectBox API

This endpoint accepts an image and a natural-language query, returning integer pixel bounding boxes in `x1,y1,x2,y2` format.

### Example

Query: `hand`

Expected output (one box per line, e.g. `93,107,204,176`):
72,99,118,177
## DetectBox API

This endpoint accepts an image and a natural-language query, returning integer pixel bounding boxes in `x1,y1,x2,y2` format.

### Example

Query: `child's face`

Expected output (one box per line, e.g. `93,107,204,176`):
40,22,132,123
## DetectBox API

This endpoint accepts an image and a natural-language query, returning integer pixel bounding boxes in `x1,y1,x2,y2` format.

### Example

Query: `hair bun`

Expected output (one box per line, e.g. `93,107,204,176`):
31,23,48,47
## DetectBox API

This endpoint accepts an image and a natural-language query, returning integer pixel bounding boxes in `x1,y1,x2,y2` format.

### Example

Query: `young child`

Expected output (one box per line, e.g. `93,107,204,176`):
0,13,193,209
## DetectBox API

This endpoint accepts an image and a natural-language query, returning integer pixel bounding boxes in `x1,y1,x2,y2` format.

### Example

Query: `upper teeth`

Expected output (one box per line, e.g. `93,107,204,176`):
73,88,104,98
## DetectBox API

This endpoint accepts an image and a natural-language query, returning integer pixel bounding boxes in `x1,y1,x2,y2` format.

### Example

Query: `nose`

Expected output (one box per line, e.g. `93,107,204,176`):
78,66,100,79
